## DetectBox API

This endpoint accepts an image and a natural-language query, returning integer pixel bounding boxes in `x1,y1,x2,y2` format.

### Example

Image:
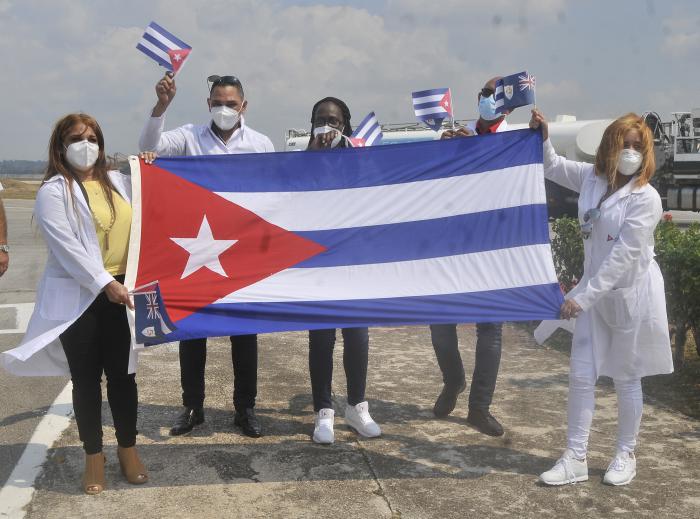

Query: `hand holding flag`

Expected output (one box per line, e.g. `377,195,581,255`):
136,21,192,76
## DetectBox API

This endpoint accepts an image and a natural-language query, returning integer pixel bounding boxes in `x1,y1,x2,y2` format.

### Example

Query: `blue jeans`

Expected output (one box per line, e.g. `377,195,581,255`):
430,322,502,410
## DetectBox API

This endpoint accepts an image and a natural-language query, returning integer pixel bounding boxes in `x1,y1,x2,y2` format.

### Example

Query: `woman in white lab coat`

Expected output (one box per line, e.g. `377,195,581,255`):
530,110,673,486
0,114,147,494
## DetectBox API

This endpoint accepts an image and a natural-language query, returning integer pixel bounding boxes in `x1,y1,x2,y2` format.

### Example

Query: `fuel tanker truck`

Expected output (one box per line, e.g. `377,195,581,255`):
285,109,700,215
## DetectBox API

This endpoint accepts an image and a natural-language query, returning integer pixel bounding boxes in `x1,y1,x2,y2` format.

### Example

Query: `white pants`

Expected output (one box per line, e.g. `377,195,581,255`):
566,332,643,459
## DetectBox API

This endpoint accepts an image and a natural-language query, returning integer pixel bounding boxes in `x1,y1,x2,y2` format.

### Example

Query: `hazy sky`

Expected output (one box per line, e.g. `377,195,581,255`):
1,0,698,159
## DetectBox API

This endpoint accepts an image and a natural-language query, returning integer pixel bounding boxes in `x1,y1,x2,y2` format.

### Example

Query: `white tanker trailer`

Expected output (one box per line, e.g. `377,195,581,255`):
285,111,700,214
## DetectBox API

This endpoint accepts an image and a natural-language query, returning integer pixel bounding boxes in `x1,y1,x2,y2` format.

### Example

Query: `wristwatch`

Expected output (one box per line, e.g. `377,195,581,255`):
0,245,9,253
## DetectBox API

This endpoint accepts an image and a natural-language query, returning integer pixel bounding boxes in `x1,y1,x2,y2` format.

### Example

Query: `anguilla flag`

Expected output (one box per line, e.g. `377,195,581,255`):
132,281,176,344
350,112,383,147
495,71,536,114
412,88,452,131
136,21,192,75
126,129,562,345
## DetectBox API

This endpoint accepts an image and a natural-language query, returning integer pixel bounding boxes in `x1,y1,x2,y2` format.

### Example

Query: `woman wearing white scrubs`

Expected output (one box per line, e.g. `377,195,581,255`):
1,114,147,494
530,110,673,486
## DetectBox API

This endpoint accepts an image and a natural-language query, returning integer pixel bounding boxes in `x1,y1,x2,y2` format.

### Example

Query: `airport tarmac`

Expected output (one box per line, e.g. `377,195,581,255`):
1,197,699,518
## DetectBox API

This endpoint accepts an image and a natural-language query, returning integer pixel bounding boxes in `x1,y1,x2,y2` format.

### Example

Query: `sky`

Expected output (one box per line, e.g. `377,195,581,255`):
0,0,699,160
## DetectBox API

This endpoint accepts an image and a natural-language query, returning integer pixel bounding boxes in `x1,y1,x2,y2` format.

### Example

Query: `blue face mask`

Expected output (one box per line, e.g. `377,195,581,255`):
478,95,500,121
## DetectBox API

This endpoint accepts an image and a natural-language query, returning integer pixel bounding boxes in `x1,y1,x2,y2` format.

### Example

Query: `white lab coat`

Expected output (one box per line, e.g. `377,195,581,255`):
0,171,137,376
543,139,673,379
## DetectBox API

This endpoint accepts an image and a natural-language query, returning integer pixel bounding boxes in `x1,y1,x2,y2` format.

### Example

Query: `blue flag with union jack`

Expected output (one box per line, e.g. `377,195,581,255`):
495,71,536,114
133,281,177,344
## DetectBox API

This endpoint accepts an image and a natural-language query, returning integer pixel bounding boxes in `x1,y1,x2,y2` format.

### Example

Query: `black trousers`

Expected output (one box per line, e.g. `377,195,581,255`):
308,327,369,412
430,322,502,410
60,282,137,455
179,334,257,411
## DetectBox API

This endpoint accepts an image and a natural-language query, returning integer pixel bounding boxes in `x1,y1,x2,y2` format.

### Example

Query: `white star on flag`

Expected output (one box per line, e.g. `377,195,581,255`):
170,215,238,279
172,53,182,62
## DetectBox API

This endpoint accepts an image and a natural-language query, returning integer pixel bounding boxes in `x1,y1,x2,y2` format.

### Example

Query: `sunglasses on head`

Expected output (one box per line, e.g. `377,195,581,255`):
479,87,495,98
207,75,241,90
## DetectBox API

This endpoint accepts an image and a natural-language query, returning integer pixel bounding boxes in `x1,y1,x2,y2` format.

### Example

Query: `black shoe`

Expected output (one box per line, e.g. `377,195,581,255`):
466,408,504,437
234,408,262,438
169,407,205,436
433,381,467,418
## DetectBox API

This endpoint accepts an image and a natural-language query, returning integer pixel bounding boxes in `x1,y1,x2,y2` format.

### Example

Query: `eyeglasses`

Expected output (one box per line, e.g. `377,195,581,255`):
580,208,601,239
207,74,241,91
479,87,495,98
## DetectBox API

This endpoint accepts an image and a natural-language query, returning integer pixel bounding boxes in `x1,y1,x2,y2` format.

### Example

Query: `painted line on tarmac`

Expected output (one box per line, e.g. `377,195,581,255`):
0,303,34,335
0,382,73,519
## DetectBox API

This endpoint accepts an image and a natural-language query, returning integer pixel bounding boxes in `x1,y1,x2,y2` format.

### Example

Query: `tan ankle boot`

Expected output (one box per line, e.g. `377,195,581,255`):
83,452,106,495
117,446,148,484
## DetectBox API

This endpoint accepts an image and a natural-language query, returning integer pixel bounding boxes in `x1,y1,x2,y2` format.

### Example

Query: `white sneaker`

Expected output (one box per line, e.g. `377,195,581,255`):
539,449,589,486
313,408,335,444
345,401,381,438
603,451,637,486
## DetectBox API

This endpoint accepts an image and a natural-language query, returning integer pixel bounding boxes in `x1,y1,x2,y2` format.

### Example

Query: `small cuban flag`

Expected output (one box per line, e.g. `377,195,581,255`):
349,112,383,147
495,71,536,114
132,281,177,345
136,21,192,75
412,88,452,131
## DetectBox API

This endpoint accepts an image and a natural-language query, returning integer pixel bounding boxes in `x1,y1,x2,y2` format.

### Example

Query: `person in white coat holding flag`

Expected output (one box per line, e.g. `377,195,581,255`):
529,109,673,486
1,114,148,494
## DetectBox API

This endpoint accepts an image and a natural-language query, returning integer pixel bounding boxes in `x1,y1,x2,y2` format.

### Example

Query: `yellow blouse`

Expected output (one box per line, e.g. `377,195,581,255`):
84,180,132,276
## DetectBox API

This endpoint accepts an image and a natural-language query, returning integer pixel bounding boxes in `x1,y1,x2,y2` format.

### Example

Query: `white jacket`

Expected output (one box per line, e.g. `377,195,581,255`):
1,171,136,376
543,139,673,379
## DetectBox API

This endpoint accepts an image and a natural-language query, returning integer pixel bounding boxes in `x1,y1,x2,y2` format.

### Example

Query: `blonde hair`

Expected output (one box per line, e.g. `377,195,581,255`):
595,113,655,187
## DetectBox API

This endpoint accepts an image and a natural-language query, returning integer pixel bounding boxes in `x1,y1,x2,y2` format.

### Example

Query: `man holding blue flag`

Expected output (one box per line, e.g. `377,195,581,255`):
430,75,516,437
139,72,274,438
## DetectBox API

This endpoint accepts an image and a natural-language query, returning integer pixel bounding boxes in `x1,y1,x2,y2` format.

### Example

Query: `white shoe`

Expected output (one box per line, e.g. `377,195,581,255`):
603,451,637,486
313,408,335,444
539,449,589,486
345,401,381,438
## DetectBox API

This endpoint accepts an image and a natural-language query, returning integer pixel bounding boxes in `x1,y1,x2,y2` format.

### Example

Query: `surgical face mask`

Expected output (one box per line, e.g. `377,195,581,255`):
617,149,643,176
211,104,242,131
65,140,99,170
313,125,343,148
478,94,500,121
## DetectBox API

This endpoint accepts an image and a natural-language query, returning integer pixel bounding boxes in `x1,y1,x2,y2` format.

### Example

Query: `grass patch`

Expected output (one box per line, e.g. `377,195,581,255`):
1,178,40,200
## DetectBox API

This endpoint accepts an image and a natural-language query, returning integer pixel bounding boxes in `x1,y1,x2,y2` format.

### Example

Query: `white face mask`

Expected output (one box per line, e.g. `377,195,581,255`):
313,125,343,148
211,104,242,131
65,140,100,170
617,149,643,176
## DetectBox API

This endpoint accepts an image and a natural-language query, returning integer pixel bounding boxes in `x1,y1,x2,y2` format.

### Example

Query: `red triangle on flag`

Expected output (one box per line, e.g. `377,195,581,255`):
348,137,366,148
440,89,453,116
136,163,327,322
168,48,191,74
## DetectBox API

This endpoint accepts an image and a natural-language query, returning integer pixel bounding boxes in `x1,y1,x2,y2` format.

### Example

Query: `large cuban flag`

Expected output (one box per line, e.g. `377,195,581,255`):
126,129,563,345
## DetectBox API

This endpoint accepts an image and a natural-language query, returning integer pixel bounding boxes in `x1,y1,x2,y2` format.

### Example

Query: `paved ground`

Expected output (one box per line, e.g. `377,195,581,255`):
10,324,698,519
1,198,699,518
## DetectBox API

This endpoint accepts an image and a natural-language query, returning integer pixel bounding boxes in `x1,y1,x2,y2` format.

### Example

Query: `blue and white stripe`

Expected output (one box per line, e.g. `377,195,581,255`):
351,112,383,146
154,129,562,338
412,88,450,117
136,21,191,71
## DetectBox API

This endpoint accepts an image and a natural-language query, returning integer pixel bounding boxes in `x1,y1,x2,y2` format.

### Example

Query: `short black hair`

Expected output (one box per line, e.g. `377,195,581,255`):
309,97,352,147
207,75,245,98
